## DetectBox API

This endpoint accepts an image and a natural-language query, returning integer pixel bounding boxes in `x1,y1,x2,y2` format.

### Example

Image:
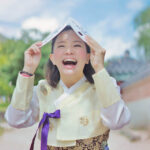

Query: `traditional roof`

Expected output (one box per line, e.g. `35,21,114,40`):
121,62,150,88
106,50,145,81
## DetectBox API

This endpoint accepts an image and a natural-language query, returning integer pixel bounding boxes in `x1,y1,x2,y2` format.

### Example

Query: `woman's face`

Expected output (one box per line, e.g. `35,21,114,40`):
50,30,90,80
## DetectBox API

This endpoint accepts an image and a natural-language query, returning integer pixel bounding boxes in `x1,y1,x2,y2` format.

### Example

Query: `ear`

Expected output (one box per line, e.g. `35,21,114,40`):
86,53,90,64
49,54,55,65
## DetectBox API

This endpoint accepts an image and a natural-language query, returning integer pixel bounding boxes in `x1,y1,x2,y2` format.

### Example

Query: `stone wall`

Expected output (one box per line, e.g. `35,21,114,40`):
122,76,150,102
127,98,150,129
121,75,150,128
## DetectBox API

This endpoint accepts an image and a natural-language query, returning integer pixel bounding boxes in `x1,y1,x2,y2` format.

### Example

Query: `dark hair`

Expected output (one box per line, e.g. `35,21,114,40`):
45,26,95,88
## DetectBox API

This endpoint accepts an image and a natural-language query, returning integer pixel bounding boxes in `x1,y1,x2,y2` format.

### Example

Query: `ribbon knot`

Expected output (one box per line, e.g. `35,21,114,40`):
30,109,61,150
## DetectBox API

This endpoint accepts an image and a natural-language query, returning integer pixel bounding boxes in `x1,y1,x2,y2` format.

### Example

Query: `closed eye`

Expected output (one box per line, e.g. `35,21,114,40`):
58,45,65,48
74,44,81,47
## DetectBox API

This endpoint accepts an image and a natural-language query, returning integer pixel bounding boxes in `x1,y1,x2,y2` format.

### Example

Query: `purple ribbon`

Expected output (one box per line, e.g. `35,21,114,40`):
30,109,61,150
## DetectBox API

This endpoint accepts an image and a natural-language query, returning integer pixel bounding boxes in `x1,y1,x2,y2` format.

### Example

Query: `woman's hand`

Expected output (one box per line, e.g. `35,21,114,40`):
85,35,106,73
23,41,42,74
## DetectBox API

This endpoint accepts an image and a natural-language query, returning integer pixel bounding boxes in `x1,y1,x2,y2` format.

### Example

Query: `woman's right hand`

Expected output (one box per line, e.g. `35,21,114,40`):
23,41,42,74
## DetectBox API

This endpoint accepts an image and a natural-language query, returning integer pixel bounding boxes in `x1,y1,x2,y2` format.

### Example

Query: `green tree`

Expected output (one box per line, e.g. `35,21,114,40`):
0,39,14,97
134,6,150,60
0,29,51,97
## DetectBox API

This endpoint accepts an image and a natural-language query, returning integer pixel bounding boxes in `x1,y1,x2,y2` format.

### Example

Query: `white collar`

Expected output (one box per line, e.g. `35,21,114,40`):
60,76,86,94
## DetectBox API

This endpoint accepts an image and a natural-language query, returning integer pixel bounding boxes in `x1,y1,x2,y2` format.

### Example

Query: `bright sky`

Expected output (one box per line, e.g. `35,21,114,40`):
0,0,150,59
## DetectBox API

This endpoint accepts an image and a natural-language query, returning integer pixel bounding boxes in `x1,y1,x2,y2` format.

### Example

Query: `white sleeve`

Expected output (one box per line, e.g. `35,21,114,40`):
5,86,39,128
100,78,131,130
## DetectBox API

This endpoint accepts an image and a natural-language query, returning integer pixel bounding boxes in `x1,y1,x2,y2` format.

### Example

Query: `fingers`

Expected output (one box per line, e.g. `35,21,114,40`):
35,41,42,47
26,41,42,55
85,35,106,54
85,35,102,49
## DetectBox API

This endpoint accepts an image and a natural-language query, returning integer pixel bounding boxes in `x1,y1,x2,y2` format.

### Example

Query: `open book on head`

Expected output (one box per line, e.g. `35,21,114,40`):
41,18,88,47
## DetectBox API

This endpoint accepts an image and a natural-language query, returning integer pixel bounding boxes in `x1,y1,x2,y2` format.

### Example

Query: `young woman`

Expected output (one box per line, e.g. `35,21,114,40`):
5,26,130,150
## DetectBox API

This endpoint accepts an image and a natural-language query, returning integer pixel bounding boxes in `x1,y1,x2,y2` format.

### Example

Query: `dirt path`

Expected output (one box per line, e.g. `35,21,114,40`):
108,130,150,150
0,123,150,150
0,123,40,150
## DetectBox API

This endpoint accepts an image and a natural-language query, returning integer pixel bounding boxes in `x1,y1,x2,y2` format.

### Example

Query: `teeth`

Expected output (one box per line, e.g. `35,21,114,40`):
64,59,76,62
63,59,77,65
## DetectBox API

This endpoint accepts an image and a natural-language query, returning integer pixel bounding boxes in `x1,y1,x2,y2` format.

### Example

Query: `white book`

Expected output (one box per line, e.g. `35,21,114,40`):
41,18,88,47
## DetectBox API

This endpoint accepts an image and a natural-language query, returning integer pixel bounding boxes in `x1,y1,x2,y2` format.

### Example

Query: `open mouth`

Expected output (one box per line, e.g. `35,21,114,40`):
62,59,77,66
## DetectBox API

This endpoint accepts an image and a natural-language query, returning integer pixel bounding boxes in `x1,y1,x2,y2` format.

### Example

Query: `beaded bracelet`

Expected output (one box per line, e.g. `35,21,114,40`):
20,71,33,76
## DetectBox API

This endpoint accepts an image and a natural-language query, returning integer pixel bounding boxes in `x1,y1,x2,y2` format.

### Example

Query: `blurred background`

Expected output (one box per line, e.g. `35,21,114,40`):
0,0,150,149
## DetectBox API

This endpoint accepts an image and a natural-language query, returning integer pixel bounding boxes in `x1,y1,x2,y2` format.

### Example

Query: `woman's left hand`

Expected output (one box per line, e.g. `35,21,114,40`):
85,35,106,73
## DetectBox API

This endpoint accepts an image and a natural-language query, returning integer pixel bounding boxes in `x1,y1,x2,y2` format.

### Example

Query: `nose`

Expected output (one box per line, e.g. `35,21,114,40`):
65,47,73,54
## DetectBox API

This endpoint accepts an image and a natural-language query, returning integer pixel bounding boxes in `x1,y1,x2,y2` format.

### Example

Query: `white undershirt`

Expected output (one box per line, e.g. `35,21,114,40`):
54,77,86,107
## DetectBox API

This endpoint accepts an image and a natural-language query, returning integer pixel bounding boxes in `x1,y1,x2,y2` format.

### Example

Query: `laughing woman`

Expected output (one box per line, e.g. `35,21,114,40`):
5,25,130,150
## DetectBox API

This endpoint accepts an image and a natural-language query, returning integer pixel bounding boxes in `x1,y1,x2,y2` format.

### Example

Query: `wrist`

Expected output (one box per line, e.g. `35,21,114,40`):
23,66,35,74
20,70,33,76
94,65,104,73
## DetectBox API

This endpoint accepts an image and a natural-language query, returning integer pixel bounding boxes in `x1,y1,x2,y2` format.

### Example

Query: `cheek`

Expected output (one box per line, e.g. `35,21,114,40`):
78,50,89,60
52,50,63,65
53,50,62,59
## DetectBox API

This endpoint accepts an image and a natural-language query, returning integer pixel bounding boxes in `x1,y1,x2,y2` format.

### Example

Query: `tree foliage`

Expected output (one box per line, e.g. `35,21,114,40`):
0,29,51,97
134,6,150,60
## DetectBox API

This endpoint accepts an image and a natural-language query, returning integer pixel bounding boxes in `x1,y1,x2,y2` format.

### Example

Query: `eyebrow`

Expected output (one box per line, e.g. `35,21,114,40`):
73,40,82,43
56,40,83,44
56,41,66,44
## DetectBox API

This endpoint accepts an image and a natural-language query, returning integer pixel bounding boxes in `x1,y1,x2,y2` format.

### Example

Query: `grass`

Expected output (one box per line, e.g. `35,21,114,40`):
0,100,10,136
0,101,10,112
0,101,10,136
0,126,4,136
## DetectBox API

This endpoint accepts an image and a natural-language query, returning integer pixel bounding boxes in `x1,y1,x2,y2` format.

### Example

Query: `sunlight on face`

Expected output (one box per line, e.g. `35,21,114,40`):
50,30,90,81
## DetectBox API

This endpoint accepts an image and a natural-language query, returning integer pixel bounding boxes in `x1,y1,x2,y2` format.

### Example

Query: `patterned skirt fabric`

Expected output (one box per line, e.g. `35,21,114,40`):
47,130,110,150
